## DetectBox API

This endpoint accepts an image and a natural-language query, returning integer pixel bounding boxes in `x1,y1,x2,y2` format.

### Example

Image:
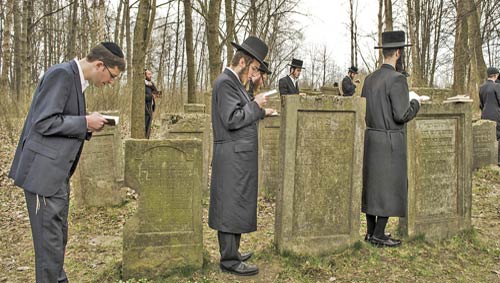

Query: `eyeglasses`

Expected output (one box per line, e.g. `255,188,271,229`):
103,63,119,80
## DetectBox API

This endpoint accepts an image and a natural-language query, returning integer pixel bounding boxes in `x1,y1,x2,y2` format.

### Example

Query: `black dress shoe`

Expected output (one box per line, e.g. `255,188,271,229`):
240,251,253,262
220,262,259,276
369,235,401,247
364,233,392,241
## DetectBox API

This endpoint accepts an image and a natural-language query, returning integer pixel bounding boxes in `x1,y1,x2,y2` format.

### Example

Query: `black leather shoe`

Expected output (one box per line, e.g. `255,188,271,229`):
240,251,253,262
364,233,392,241
220,262,259,276
370,235,401,247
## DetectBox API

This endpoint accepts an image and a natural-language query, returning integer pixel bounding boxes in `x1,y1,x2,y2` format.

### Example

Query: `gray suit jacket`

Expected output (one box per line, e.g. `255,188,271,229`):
279,75,299,95
479,80,500,138
9,60,90,197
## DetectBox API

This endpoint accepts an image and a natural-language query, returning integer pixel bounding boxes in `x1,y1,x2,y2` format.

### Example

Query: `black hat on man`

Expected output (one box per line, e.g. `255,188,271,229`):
101,42,125,58
288,58,305,69
349,66,358,74
259,61,272,75
487,67,499,76
231,36,268,68
375,31,412,49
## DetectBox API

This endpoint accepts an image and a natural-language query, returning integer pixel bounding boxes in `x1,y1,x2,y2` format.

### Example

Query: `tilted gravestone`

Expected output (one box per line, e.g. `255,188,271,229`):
122,139,203,279
258,96,281,198
275,95,365,255
401,102,472,239
472,120,498,169
72,111,125,207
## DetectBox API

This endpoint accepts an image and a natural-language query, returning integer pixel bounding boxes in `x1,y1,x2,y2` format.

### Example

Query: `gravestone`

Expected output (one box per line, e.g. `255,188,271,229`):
320,86,341,96
410,88,453,104
122,139,203,279
472,120,498,169
72,111,125,207
258,96,281,198
275,95,366,255
161,104,210,192
401,102,472,239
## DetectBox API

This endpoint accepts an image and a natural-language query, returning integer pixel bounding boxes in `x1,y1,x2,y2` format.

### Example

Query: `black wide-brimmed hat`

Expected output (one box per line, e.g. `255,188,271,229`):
348,66,358,74
288,58,305,69
258,61,272,75
231,36,268,67
375,31,412,49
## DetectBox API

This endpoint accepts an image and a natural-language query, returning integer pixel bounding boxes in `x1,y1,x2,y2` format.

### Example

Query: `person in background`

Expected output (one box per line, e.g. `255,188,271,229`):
342,66,360,96
247,61,272,98
479,67,500,165
279,58,304,95
144,69,159,139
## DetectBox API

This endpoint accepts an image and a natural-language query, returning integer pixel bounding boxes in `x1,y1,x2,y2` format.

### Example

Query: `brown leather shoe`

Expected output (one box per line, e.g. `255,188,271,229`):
220,262,259,276
240,251,253,262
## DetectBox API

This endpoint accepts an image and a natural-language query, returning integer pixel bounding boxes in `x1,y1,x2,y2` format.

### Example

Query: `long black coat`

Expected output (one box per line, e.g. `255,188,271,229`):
209,68,265,233
479,80,500,139
342,75,356,96
278,76,299,95
361,64,420,217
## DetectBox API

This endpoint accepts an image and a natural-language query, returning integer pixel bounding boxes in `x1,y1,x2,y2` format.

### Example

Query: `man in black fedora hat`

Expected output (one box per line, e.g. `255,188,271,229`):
247,61,272,98
342,66,360,96
479,67,500,165
209,36,276,276
361,31,426,247
279,58,305,95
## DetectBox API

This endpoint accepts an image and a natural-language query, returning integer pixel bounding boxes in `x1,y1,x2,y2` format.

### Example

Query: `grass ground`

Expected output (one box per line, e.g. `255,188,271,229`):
0,120,499,283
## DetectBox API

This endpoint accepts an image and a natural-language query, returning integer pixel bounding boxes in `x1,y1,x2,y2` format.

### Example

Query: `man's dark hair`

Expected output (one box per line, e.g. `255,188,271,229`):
489,73,498,79
231,50,254,67
86,42,126,72
289,66,297,73
382,48,398,59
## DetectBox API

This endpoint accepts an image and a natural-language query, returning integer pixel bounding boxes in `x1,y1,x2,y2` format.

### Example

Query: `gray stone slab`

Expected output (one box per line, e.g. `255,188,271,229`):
401,102,472,239
122,139,203,279
472,120,498,169
275,95,365,255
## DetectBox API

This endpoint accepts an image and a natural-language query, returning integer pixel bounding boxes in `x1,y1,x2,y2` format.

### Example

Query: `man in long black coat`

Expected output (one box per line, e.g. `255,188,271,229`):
479,67,500,164
341,66,360,96
209,36,274,276
144,69,159,138
361,31,424,247
278,58,304,95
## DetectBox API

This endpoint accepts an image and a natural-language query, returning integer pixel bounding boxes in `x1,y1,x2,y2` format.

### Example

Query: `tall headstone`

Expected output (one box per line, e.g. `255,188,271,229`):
72,111,125,207
258,96,281,198
275,95,366,255
401,102,472,239
472,120,498,169
122,139,203,279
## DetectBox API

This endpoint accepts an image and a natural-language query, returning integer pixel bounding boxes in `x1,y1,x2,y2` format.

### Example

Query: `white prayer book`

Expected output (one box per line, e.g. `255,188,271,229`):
102,115,119,126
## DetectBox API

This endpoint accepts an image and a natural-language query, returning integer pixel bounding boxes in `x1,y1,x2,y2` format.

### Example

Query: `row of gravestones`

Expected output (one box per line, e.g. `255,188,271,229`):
72,88,498,279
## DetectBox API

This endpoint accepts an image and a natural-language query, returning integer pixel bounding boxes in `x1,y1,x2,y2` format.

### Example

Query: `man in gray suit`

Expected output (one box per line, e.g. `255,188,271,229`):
361,31,425,247
209,36,274,276
9,42,125,282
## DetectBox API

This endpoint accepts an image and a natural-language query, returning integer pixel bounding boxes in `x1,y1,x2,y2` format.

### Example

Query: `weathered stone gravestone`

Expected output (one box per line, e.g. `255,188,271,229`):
122,139,203,279
258,96,281,198
401,102,472,239
320,86,341,96
72,111,125,207
160,104,210,192
410,88,453,104
275,95,366,255
472,120,498,169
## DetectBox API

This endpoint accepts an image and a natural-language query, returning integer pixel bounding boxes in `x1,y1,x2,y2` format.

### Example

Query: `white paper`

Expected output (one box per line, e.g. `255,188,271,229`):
409,91,419,101
261,89,278,97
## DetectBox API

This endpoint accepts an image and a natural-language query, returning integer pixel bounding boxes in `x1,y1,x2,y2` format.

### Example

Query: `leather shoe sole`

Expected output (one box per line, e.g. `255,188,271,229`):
220,263,259,276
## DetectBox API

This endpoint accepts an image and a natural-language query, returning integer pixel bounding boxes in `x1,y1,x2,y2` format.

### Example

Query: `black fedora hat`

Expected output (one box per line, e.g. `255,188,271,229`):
349,66,358,74
288,58,305,69
231,36,268,68
258,61,272,75
375,31,412,49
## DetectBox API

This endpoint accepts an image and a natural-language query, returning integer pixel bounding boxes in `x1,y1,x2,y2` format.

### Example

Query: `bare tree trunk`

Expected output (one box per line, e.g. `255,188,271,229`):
1,0,13,94
171,0,181,91
377,0,383,67
407,0,426,86
349,0,356,66
384,0,393,31
184,0,197,103
207,0,223,85
250,0,257,35
453,0,468,94
224,0,235,65
130,0,156,138
66,0,79,60
114,0,123,43
466,0,486,107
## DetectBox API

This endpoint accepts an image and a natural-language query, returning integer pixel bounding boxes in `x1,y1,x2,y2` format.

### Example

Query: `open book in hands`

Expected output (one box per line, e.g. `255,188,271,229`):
260,89,279,97
409,91,430,102
102,115,119,126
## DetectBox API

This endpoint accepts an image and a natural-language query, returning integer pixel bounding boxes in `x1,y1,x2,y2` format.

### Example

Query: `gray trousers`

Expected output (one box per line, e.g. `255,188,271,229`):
25,183,70,283
217,231,242,269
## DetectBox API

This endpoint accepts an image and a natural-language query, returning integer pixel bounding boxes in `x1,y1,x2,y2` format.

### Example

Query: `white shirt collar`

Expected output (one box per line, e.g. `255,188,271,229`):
226,67,241,84
288,75,297,85
74,58,89,92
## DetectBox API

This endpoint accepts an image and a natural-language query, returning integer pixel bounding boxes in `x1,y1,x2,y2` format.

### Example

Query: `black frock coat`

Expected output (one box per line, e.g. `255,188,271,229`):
361,64,420,217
